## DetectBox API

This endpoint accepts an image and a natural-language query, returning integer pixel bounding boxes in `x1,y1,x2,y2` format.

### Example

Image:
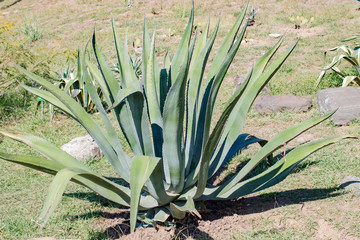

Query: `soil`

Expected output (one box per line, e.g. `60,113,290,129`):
94,190,360,240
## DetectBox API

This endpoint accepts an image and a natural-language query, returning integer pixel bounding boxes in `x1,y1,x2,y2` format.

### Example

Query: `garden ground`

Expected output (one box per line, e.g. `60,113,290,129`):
0,0,360,239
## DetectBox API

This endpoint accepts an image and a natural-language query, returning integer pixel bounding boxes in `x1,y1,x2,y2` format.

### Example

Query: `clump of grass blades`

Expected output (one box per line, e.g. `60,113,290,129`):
0,2,355,233
21,21,42,42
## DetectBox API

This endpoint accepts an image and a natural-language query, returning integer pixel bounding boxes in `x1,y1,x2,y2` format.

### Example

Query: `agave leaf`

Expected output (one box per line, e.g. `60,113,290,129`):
341,36,359,42
111,17,139,89
206,0,248,83
20,83,75,119
162,62,188,191
0,152,64,175
145,30,163,129
184,18,220,173
81,64,132,176
170,5,194,85
142,17,151,88
92,31,120,97
189,19,209,69
163,51,171,69
209,38,286,178
153,208,171,222
216,111,335,196
17,65,125,178
203,19,248,146
0,131,89,170
70,89,81,98
110,19,154,156
38,168,82,227
217,135,355,200
0,132,134,207
215,134,268,170
144,158,176,204
342,76,360,87
64,79,77,92
159,68,168,114
162,7,194,192
169,195,201,219
86,59,112,105
331,66,345,78
111,88,142,109
130,156,161,232
183,79,214,189
93,31,146,155
78,48,89,109
142,20,162,104
323,54,358,71
192,70,250,198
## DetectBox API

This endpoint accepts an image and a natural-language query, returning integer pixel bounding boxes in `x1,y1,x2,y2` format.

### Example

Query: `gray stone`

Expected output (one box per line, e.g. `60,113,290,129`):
60,135,102,161
233,75,270,95
317,87,360,125
340,175,360,195
253,95,312,114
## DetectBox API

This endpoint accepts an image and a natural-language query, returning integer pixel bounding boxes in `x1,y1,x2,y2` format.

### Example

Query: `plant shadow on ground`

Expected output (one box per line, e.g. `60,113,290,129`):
64,168,340,240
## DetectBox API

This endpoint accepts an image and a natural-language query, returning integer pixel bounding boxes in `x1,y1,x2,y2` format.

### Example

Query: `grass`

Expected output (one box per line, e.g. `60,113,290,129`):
0,0,360,239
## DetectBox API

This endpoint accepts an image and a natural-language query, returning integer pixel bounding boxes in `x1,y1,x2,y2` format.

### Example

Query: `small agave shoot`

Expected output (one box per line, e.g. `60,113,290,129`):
0,3,353,232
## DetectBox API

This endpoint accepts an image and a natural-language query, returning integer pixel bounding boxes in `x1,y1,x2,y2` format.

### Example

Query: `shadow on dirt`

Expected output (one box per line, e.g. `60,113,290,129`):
65,186,341,239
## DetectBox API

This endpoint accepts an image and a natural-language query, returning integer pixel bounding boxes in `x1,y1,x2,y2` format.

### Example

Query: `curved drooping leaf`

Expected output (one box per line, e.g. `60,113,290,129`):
216,135,355,200
38,168,82,227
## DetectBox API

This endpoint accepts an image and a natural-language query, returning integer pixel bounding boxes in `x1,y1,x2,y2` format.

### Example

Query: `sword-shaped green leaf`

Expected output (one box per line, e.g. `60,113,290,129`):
206,0,248,83
130,156,161,232
170,5,194,85
216,135,355,200
216,111,335,196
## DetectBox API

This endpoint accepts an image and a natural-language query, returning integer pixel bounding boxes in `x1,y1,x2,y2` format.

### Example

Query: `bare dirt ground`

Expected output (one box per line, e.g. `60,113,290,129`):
94,190,360,240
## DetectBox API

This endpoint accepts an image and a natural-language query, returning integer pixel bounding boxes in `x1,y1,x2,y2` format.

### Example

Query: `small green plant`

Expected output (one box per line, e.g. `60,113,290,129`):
289,15,314,29
54,51,101,114
0,17,51,95
0,3,353,233
315,36,360,88
247,6,258,26
21,21,42,42
113,55,142,79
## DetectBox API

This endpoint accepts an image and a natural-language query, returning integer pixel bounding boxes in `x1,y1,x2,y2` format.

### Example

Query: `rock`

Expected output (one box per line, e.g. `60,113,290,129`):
233,75,270,94
317,87,360,125
253,95,312,114
60,135,102,161
340,175,360,195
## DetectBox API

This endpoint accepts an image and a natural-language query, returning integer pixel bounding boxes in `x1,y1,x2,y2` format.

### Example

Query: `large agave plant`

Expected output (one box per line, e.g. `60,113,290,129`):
0,3,352,232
